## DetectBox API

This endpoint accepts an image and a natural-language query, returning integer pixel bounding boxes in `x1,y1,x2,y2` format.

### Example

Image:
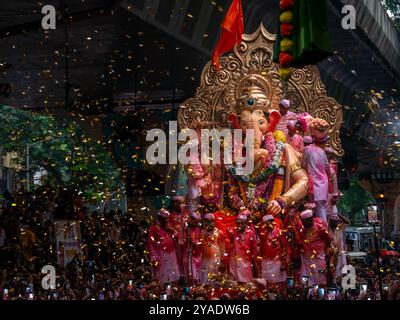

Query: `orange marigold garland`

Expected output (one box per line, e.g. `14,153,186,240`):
269,166,285,201
239,181,247,204
278,0,295,80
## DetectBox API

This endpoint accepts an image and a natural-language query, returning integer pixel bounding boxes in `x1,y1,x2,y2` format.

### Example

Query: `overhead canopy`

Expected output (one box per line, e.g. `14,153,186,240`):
0,0,399,174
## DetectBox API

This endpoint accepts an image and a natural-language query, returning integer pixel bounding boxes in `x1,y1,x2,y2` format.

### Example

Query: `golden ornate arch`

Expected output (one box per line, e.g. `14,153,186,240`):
178,23,344,156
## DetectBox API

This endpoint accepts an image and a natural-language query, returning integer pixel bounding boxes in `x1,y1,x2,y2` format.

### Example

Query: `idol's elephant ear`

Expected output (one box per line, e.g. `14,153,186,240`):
227,113,241,130
268,110,282,132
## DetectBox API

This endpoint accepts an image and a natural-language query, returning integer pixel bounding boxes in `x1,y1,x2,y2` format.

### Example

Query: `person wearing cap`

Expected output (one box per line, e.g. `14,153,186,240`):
301,118,332,224
168,195,188,277
298,209,333,287
183,211,203,283
259,215,287,286
287,120,304,154
296,112,313,137
274,99,297,138
147,209,180,284
199,213,226,284
228,213,259,283
328,214,350,280
325,147,340,219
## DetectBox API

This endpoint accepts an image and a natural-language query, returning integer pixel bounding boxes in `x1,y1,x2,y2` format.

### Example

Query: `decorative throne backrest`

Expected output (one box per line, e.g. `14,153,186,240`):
178,24,344,156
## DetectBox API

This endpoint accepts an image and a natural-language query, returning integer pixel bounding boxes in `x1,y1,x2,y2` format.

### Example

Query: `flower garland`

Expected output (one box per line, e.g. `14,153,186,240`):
278,0,295,80
228,141,286,184
273,130,286,144
269,167,284,201
239,181,247,205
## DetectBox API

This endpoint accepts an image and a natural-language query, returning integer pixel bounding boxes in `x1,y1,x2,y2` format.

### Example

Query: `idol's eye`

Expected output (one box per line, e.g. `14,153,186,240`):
247,98,255,106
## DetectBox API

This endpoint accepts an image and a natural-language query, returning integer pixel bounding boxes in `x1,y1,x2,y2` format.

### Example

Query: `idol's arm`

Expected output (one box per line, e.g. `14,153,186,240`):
266,145,309,215
279,144,309,207
280,169,309,207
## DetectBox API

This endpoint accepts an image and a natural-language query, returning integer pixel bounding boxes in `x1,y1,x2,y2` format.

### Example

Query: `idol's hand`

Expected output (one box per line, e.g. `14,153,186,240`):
267,200,282,216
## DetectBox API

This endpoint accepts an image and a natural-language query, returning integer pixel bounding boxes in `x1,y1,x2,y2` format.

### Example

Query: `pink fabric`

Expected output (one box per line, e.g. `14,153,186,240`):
147,224,180,283
182,226,202,281
186,146,207,201
288,133,304,154
300,210,313,220
327,162,339,217
228,226,259,283
300,253,327,286
169,209,188,246
157,208,170,218
315,200,328,224
329,162,339,196
299,218,332,259
199,229,225,284
261,259,286,283
280,99,291,108
330,225,348,278
169,209,189,275
186,166,206,200
261,132,276,166
251,132,278,202
275,111,297,137
298,114,313,136
301,144,331,201
258,224,287,283
259,225,286,260
299,216,331,287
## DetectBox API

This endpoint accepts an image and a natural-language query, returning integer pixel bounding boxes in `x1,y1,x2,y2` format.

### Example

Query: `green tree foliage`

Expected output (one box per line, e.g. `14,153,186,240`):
382,0,400,31
338,176,374,223
0,105,121,202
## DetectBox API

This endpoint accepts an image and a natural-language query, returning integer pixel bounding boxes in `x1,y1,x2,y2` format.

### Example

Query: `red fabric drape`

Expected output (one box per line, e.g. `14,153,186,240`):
212,0,244,69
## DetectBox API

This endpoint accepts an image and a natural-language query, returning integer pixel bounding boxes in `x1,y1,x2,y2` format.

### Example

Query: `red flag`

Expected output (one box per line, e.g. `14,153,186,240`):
212,0,244,69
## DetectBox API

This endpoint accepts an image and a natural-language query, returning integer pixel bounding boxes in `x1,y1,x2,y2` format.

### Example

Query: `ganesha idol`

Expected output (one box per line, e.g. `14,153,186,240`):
225,80,310,216
184,79,312,217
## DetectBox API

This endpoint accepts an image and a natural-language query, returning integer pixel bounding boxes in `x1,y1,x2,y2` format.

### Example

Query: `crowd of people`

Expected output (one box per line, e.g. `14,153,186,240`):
0,189,399,300
146,195,400,300
0,189,151,300
2,102,400,303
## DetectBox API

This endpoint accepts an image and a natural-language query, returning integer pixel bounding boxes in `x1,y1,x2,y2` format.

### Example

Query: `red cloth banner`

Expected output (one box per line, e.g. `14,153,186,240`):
212,0,244,69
